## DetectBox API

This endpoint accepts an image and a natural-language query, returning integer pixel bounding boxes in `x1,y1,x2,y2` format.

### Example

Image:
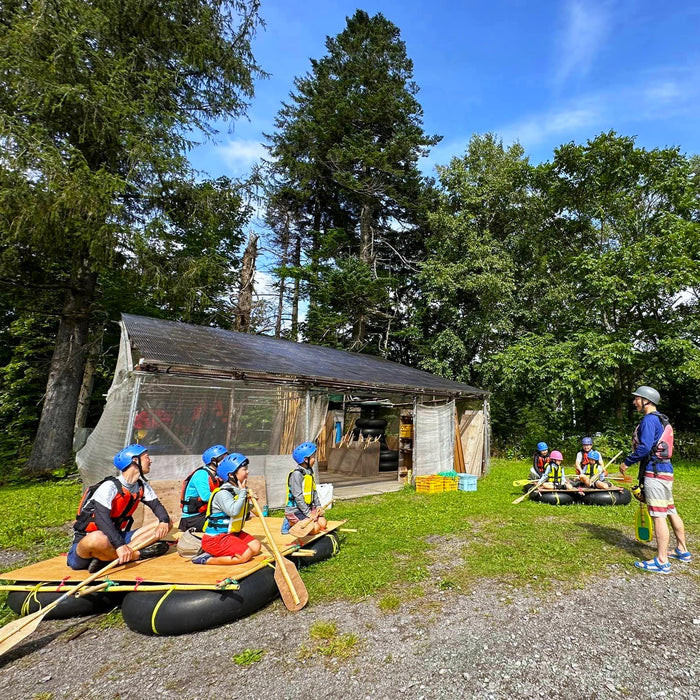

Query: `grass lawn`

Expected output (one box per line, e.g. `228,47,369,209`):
1,459,698,623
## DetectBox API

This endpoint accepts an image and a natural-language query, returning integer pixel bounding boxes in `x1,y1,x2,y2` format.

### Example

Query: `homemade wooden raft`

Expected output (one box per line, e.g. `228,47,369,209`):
1,517,344,637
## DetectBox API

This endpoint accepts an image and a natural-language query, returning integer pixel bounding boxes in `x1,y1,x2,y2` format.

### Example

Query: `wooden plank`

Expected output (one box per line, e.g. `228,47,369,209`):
461,410,484,476
327,442,380,476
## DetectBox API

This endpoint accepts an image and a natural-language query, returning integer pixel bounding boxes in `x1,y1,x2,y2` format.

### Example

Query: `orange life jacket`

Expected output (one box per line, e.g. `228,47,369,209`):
74,477,144,534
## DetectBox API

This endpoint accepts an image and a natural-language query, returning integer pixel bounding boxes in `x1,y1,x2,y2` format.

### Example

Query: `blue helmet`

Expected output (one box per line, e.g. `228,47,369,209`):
292,442,317,465
589,450,601,461
114,444,148,471
536,442,548,452
582,437,593,446
216,453,249,482
202,444,228,466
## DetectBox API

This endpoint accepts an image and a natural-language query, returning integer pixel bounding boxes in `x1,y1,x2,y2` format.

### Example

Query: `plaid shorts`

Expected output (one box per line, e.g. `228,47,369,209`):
644,473,677,518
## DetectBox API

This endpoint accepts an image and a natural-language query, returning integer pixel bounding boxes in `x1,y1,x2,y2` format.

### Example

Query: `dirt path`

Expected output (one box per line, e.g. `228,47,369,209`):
3,566,699,700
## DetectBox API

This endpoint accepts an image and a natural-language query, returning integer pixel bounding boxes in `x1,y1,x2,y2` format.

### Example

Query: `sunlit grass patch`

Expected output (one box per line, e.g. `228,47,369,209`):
298,620,361,662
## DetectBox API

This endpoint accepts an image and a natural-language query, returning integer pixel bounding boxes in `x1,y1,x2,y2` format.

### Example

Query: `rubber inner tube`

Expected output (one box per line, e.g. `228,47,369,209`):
121,534,341,636
580,488,632,506
529,490,576,505
361,418,387,429
360,427,384,437
296,533,340,567
6,588,120,619
121,566,278,636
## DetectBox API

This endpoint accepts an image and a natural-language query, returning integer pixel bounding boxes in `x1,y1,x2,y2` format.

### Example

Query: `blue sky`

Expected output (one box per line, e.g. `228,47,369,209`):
189,0,700,182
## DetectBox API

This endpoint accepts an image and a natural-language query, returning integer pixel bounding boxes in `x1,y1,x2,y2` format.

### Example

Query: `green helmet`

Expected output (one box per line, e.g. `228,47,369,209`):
632,386,660,405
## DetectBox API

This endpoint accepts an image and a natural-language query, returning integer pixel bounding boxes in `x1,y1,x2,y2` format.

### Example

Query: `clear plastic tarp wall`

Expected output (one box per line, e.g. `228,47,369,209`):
77,364,328,491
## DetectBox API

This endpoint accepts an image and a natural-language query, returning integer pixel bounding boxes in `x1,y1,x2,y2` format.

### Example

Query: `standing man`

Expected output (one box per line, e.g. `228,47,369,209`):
620,386,691,573
68,445,172,571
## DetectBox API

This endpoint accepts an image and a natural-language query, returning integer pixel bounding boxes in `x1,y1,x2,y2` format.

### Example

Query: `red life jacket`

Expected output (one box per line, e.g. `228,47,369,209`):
180,467,221,515
533,453,550,474
74,477,144,534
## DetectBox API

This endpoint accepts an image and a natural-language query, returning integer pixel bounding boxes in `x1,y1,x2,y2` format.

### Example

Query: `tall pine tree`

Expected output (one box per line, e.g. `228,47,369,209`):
265,10,439,353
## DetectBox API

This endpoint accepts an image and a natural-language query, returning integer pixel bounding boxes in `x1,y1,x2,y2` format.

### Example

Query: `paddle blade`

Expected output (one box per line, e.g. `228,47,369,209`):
0,608,46,657
635,504,654,543
289,518,315,538
274,559,308,611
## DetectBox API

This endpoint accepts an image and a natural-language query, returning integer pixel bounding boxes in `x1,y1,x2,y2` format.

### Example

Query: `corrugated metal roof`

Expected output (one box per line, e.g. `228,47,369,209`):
122,314,487,398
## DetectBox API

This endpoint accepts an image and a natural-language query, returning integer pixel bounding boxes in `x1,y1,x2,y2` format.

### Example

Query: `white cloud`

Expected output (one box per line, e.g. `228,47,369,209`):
555,0,610,85
643,80,682,106
499,101,603,148
218,139,267,175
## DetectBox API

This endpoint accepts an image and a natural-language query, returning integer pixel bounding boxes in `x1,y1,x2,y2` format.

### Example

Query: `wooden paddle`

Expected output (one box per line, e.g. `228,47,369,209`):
249,494,308,612
288,499,333,538
512,484,540,504
513,479,536,487
0,526,159,657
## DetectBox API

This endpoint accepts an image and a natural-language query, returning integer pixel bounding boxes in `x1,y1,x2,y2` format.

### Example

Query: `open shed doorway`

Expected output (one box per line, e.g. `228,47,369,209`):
315,394,489,502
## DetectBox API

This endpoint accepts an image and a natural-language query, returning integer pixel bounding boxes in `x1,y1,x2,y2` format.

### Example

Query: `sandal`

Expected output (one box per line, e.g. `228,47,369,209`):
668,547,692,563
634,557,671,574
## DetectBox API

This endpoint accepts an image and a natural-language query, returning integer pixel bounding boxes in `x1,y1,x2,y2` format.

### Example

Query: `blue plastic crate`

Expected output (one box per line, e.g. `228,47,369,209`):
457,474,477,492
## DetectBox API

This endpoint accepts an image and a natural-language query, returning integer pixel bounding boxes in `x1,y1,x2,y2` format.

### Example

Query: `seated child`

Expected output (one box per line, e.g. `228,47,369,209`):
530,441,551,480
283,441,327,536
193,453,262,566
536,450,577,492
576,446,612,489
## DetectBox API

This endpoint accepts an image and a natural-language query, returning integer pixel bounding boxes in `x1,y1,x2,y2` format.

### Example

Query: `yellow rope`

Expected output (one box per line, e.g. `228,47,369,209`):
151,586,176,635
21,582,46,616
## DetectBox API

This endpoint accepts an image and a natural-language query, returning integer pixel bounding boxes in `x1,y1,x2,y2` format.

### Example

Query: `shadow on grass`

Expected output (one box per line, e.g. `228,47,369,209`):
575,521,652,557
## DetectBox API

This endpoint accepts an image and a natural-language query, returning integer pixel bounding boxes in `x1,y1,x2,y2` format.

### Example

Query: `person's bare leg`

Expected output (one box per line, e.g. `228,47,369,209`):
76,532,118,562
667,512,688,553
653,516,670,564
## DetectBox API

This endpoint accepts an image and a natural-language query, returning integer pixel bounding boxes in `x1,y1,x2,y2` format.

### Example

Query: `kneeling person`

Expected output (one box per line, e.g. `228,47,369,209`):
68,445,171,571
195,453,262,566
284,442,327,536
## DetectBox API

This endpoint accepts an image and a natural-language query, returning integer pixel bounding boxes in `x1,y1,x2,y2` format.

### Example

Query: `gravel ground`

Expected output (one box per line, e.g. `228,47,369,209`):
3,562,699,700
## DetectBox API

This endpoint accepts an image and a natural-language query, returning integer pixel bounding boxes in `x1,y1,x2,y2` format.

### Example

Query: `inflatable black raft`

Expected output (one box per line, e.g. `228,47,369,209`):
121,532,340,636
525,484,631,506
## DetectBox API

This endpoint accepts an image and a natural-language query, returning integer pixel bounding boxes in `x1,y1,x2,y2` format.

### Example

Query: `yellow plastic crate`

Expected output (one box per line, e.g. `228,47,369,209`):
442,476,459,491
415,475,444,494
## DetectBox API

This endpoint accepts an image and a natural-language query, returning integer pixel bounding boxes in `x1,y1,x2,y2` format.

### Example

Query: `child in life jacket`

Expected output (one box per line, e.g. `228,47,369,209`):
193,453,261,565
283,442,327,536
536,451,577,492
530,441,551,480
178,444,227,532
575,439,612,489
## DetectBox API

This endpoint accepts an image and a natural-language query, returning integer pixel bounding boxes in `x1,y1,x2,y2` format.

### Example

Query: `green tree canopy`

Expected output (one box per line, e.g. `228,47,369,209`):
0,0,264,474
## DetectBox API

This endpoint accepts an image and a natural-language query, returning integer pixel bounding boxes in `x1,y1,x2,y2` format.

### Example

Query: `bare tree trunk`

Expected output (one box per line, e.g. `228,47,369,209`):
290,233,301,342
234,232,258,333
73,333,102,433
351,202,374,348
275,215,291,339
26,258,97,476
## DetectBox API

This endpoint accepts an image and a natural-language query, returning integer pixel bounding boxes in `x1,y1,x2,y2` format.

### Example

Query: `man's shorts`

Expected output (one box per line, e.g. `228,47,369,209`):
66,530,135,570
644,473,677,518
201,531,257,558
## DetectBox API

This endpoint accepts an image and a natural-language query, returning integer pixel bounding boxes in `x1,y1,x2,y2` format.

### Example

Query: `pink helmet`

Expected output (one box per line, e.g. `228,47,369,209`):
549,450,563,461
